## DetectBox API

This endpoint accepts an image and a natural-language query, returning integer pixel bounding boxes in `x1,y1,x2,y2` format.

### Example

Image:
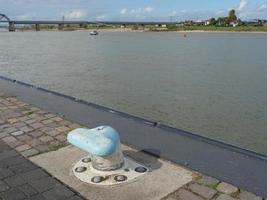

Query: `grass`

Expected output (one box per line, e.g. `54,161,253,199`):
48,143,66,151
172,25,267,32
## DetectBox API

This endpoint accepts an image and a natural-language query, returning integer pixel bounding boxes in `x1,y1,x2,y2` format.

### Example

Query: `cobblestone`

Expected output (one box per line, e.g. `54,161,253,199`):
188,183,217,199
217,182,239,195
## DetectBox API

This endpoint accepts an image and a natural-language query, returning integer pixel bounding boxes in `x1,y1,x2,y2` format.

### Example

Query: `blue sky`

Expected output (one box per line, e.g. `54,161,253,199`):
1,0,267,21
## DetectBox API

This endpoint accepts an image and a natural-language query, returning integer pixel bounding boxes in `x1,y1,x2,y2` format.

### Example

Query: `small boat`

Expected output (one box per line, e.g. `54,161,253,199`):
90,31,98,35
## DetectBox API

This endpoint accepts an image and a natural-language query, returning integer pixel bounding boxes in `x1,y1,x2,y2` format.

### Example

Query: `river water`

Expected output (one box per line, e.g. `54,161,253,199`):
0,31,267,155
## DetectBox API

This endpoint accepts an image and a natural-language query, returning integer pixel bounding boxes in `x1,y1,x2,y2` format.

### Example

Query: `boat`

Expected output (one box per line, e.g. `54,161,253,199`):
90,31,99,35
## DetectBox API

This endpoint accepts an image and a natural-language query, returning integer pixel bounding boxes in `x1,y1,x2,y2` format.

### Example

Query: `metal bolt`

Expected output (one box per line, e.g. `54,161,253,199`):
91,176,104,183
135,167,147,173
114,175,127,182
82,158,91,163
75,166,87,173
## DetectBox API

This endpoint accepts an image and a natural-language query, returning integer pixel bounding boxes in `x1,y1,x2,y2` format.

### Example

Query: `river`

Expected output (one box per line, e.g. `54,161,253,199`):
0,31,267,155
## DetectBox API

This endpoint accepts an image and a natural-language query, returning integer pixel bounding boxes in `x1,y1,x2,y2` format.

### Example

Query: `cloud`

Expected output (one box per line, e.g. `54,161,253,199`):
120,8,127,15
143,7,154,13
238,0,247,12
120,6,154,18
169,11,177,17
62,9,87,20
257,4,267,12
95,14,107,20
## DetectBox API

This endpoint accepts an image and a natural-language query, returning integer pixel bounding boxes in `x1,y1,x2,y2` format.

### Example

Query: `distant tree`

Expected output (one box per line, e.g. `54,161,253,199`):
210,18,216,25
228,9,237,21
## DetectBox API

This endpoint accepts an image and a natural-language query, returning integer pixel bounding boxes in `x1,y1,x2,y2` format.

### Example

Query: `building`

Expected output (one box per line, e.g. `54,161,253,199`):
184,20,193,26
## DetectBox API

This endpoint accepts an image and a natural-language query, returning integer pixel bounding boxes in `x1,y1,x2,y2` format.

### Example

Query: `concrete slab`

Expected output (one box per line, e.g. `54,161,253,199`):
30,145,193,200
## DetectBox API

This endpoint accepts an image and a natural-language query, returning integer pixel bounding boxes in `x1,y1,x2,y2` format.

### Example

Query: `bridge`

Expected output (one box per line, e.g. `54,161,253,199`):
0,13,175,32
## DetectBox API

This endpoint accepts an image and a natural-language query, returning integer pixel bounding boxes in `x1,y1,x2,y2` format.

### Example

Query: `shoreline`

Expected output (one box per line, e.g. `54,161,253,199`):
9,27,267,33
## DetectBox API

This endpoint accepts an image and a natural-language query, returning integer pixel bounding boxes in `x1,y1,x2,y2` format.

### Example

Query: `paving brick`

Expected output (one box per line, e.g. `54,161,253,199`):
30,122,44,129
2,136,17,144
189,183,217,199
45,129,60,137
28,194,46,200
217,182,239,195
29,177,59,193
9,160,37,173
4,127,18,134
0,180,10,192
25,119,37,124
13,122,27,128
17,134,33,142
39,135,54,143
28,131,44,138
216,194,237,200
21,148,39,157
20,168,48,181
44,113,56,119
18,183,38,197
0,150,18,161
50,117,63,122
239,190,262,200
197,175,220,186
0,188,26,200
0,131,9,138
26,138,42,147
0,156,26,168
19,126,34,133
56,135,67,142
7,140,24,148
18,116,30,122
11,130,24,136
68,123,81,129
15,144,32,152
43,185,75,200
7,118,19,124
58,120,72,126
176,189,204,200
35,145,50,152
5,174,27,187
0,168,15,179
42,119,53,125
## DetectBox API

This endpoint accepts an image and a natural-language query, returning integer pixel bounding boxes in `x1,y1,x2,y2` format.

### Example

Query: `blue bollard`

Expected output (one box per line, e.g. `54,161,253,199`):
67,126,124,171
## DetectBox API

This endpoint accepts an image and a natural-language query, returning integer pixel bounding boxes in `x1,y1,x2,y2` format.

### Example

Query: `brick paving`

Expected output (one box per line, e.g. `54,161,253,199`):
0,140,84,200
0,96,80,158
0,96,265,200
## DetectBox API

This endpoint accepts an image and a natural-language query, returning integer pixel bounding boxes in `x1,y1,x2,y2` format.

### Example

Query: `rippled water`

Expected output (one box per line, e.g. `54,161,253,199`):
0,31,267,155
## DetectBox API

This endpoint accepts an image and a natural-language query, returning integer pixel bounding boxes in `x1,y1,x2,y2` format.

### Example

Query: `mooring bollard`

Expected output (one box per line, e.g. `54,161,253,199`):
68,126,124,171
67,126,148,186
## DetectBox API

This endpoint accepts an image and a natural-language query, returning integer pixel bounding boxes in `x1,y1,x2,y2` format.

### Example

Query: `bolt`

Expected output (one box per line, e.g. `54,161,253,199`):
135,167,147,173
82,158,91,163
114,175,127,182
124,168,130,172
91,176,104,183
75,166,87,173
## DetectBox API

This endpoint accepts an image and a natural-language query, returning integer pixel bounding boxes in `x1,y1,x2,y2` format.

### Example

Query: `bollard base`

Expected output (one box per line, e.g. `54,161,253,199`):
30,145,193,200
73,156,148,186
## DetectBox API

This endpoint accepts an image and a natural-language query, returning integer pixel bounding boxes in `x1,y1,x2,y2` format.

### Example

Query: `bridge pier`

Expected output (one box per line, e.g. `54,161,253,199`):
35,24,40,31
58,23,64,30
8,22,15,32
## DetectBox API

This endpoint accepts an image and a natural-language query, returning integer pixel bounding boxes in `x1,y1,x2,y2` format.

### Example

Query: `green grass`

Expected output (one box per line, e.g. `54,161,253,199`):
173,25,267,32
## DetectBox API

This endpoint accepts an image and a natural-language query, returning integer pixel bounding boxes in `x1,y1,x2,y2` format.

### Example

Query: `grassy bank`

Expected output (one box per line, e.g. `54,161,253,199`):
154,25,267,32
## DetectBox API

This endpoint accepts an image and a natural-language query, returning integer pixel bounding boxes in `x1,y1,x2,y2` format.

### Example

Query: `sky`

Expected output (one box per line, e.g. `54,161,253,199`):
1,0,267,21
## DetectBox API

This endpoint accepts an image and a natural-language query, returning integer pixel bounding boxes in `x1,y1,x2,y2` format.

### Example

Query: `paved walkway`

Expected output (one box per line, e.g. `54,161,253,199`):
0,96,265,200
0,139,84,200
